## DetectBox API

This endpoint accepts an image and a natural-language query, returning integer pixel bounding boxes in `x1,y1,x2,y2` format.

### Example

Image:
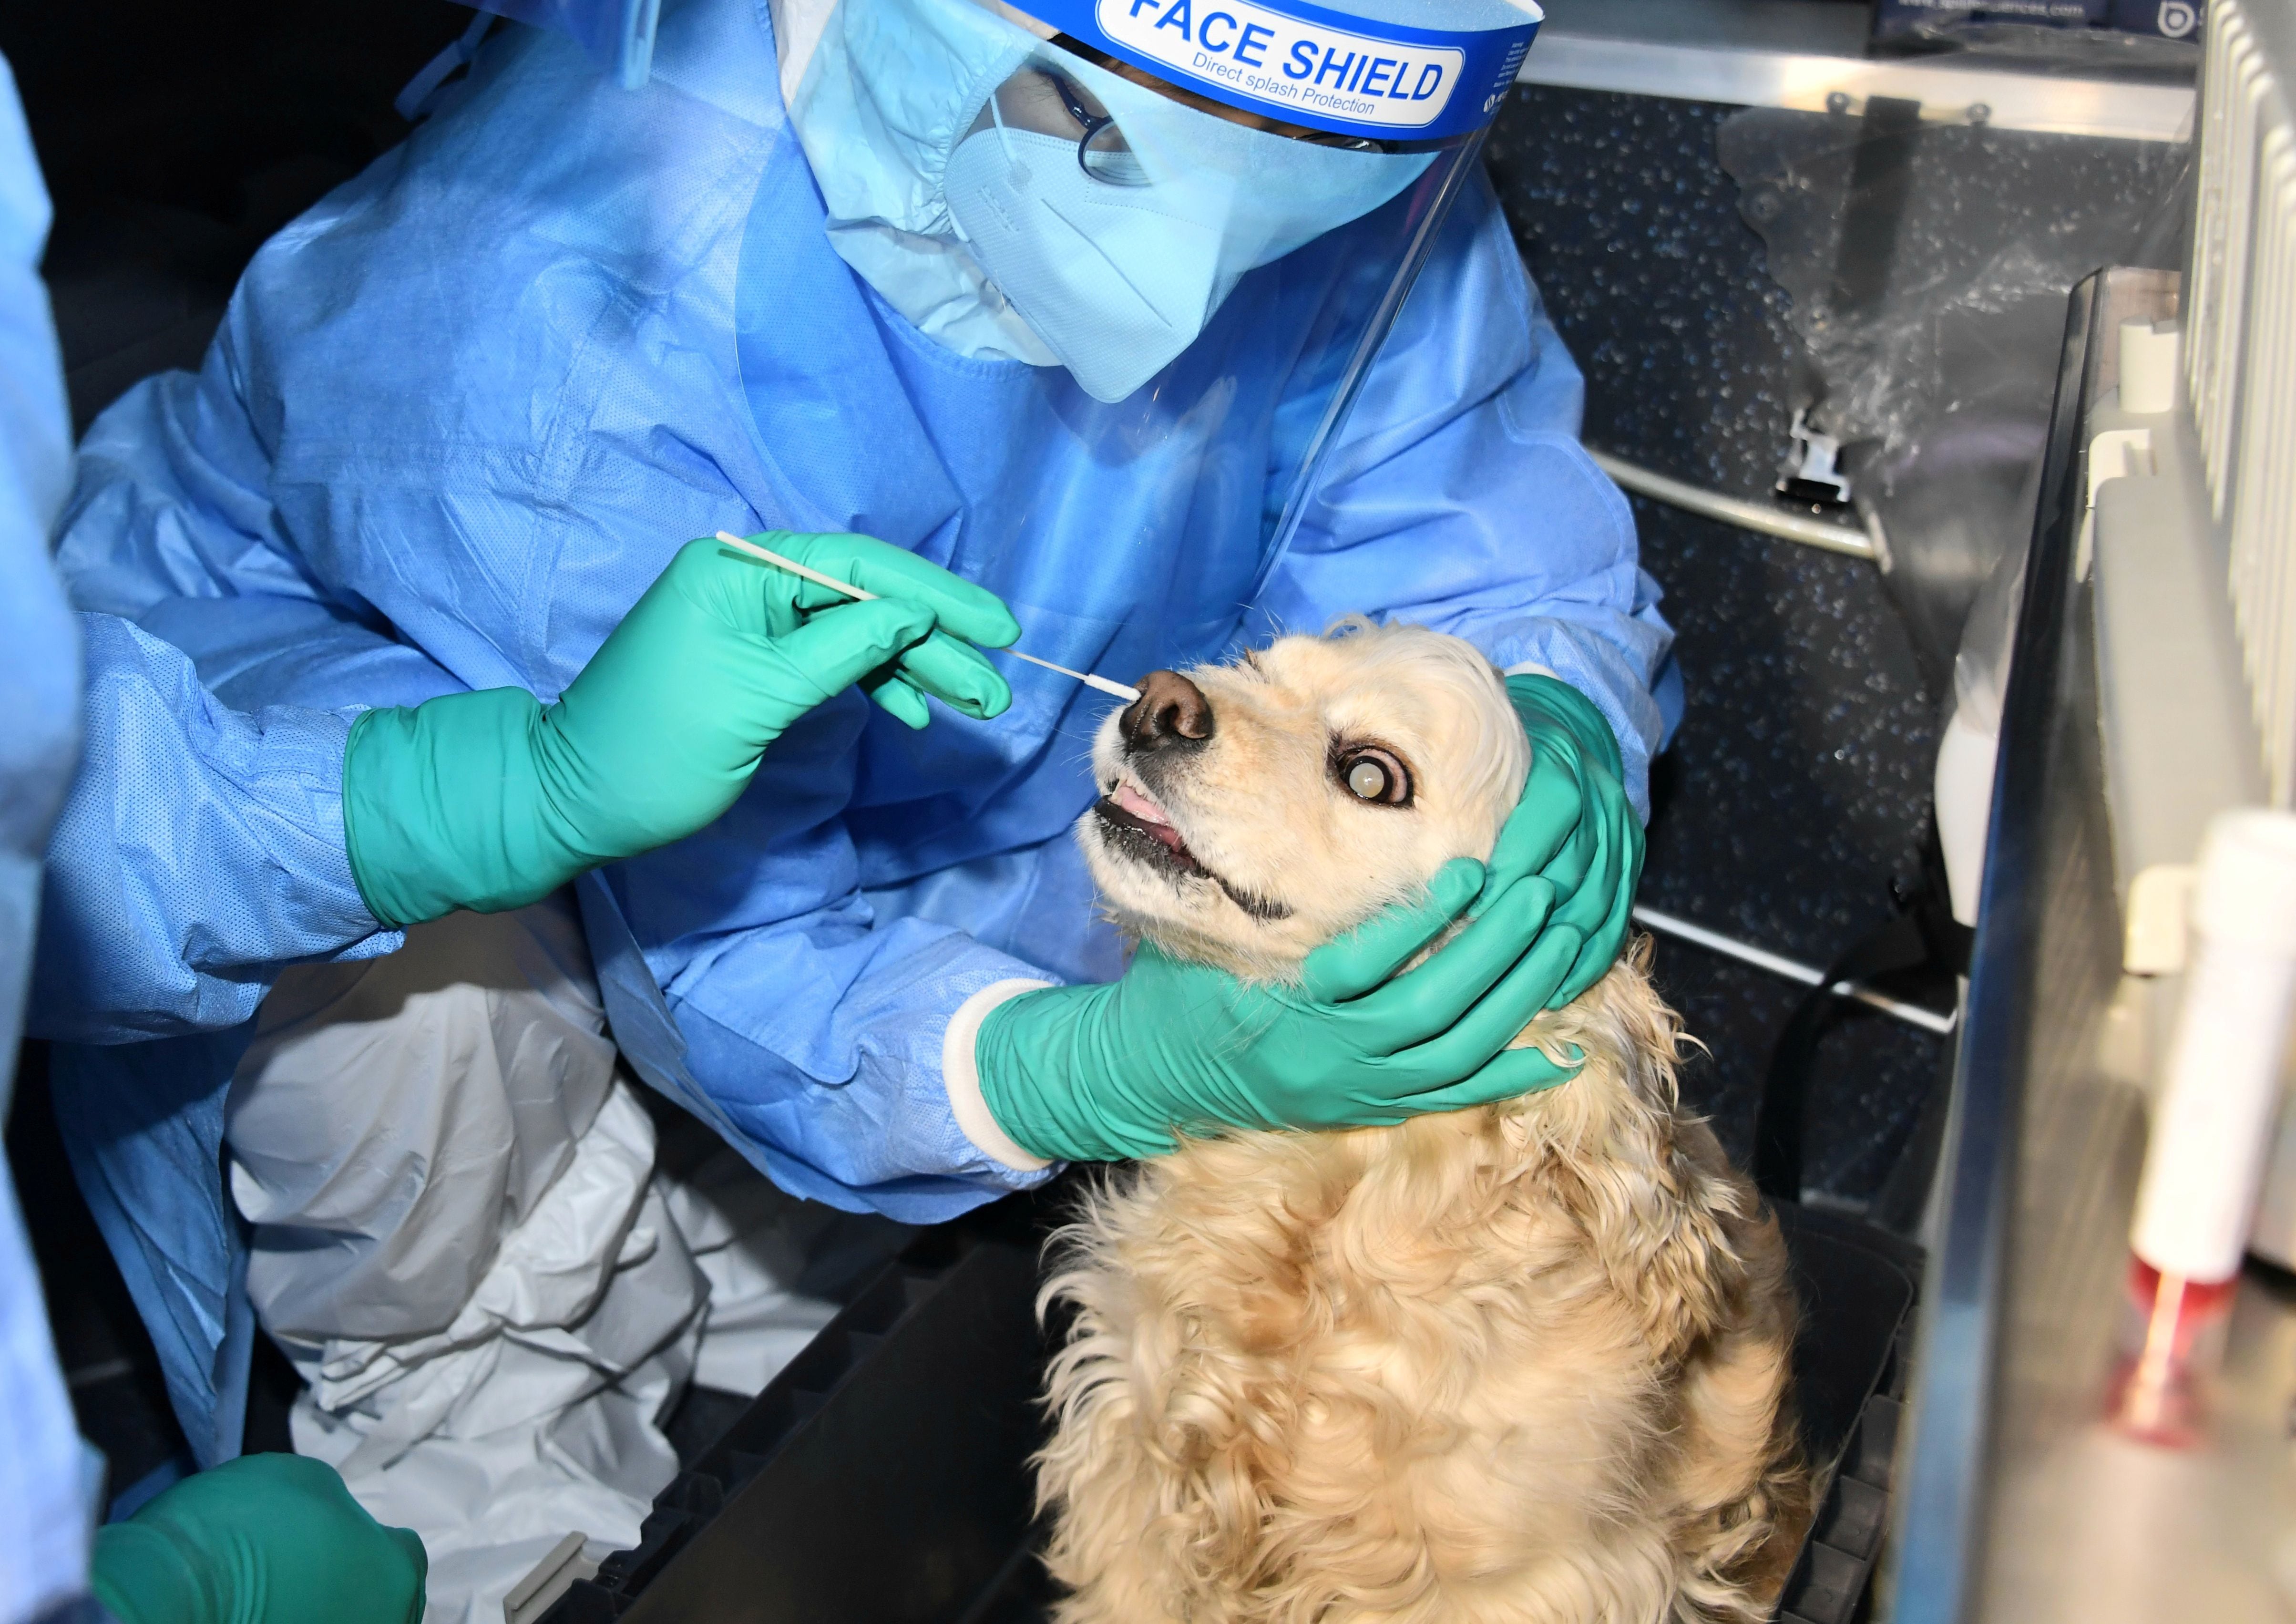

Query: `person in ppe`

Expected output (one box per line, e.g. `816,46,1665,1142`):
35,533,1003,1624
0,39,1010,1624
0,51,426,1624
44,0,1677,1612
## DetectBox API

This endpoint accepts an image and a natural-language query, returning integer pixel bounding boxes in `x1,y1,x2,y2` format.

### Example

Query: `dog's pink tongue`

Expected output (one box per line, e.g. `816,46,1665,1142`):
1111,782,1172,828
1111,782,1190,856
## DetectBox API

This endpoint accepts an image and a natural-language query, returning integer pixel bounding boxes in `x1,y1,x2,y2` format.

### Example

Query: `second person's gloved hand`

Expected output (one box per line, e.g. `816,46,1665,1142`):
89,1453,426,1624
344,531,1020,926
1485,673,1644,1007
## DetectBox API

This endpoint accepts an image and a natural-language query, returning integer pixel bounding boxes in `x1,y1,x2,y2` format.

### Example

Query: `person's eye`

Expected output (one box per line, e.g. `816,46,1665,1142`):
1333,744,1412,806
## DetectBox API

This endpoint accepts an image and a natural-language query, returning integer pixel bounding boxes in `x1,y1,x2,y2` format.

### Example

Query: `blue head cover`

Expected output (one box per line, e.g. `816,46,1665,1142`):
774,0,1053,366
474,0,663,88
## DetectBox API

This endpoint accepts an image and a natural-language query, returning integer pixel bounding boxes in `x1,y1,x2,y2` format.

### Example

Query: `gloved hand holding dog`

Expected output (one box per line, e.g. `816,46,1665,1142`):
1488,673,1645,1006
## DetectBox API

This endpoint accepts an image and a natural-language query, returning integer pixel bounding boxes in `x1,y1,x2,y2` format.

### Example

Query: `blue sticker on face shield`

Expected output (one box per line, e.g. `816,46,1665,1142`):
1007,0,1538,143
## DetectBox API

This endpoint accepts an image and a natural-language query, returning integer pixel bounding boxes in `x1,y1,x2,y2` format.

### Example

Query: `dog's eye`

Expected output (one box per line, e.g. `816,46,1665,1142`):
1335,746,1411,807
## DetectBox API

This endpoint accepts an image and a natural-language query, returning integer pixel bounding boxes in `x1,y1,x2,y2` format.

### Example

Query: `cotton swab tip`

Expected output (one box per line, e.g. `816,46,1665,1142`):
1001,648,1142,704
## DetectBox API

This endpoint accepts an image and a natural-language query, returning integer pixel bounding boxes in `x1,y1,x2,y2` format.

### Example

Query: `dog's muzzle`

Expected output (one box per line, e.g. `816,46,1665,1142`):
1093,675,1291,923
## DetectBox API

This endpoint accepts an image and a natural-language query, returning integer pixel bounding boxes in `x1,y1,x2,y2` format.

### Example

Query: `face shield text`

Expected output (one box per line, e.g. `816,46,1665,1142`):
1099,0,1466,131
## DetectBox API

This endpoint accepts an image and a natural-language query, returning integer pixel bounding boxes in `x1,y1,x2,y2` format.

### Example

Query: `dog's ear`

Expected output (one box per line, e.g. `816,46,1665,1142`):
1548,1112,1744,1359
1539,968,1752,1361
1608,1122,1749,1360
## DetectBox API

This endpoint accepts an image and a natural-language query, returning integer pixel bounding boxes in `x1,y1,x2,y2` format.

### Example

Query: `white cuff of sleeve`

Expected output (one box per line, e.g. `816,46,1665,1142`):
943,977,1057,1172
1504,661,1561,679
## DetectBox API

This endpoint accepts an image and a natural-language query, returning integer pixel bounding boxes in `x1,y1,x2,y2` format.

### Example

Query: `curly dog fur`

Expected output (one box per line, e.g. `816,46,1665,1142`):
1037,621,1807,1623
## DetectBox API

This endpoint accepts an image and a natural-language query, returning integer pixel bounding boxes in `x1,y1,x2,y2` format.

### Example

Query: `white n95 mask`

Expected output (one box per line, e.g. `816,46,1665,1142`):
943,124,1227,403
942,56,1432,402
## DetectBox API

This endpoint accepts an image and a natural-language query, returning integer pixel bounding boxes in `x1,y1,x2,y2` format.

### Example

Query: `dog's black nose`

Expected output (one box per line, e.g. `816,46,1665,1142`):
1123,669,1213,751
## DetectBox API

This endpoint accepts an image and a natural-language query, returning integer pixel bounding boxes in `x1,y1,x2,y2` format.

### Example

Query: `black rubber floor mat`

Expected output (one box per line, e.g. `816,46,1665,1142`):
543,1191,1919,1624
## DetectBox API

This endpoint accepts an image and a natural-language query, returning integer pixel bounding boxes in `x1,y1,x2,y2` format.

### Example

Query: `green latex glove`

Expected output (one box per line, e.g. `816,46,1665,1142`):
1490,673,1645,1007
89,1454,425,1624
344,532,1020,926
976,862,1587,1161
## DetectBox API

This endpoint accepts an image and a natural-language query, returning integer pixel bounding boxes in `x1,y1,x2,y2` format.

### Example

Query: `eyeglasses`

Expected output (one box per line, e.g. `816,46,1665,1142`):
1042,70,1148,184
1002,60,1398,185
1044,41,1403,154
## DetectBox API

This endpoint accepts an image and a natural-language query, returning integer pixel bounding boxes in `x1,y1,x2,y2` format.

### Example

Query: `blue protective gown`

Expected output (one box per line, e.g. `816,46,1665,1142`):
46,0,1676,1454
32,611,410,1465
0,50,108,1623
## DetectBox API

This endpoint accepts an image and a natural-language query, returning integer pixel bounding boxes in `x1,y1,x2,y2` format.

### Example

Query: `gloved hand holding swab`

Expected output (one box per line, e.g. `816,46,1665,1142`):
714,531,1143,703
340,532,1015,925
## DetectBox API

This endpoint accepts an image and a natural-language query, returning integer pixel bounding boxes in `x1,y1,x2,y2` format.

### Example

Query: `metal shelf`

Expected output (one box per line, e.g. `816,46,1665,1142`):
1519,0,2195,142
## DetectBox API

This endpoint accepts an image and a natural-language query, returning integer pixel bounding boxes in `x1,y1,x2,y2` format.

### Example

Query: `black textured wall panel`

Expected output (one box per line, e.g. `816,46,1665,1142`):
1486,85,1947,1199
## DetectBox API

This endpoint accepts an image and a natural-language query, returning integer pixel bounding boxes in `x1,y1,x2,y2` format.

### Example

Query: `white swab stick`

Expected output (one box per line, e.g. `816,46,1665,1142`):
714,532,1142,704
1003,650,1142,702
716,531,880,599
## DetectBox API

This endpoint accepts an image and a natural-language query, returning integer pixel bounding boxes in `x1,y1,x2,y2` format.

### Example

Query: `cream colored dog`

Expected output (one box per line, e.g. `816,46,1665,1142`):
1036,620,1807,1624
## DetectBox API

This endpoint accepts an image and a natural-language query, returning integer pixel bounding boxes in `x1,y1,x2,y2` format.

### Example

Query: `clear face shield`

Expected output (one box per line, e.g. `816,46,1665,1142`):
946,53,1442,405
764,0,1540,603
